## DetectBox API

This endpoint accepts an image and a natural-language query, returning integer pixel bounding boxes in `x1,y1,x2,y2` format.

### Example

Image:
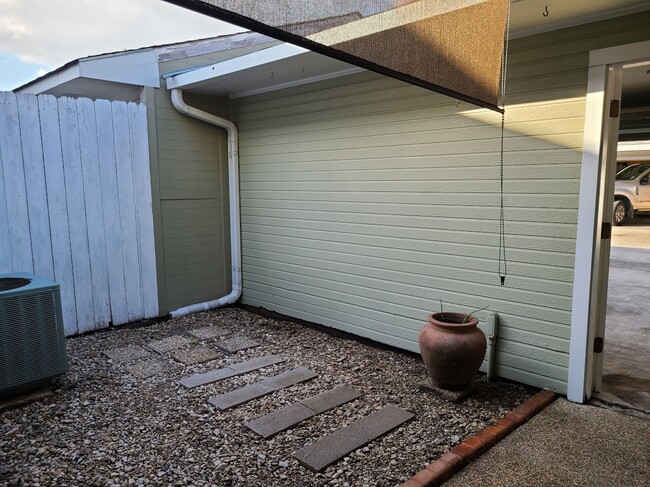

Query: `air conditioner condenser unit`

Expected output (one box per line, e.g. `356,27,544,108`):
0,273,68,398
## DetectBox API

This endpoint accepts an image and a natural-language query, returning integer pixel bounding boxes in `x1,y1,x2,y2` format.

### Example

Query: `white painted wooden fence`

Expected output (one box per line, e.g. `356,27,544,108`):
0,92,158,336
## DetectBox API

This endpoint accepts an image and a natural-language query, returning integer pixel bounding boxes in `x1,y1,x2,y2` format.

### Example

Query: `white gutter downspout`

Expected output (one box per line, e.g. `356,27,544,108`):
168,88,242,317
485,312,498,380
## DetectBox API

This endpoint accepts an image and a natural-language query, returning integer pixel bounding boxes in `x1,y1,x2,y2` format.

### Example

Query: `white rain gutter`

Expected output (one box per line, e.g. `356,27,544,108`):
168,88,242,317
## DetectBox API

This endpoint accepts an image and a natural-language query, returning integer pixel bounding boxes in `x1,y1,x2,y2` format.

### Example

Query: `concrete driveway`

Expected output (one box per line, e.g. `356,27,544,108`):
603,215,650,411
611,214,650,249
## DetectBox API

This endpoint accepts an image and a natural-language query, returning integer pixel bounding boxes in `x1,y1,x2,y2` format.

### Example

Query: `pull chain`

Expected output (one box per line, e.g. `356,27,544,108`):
498,2,511,286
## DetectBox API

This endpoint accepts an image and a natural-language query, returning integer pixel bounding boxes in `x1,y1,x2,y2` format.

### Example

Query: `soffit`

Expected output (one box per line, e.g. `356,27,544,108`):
165,0,650,100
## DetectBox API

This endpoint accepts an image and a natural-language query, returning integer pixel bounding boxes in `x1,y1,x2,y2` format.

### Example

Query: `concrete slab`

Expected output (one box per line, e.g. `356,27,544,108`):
0,388,53,412
170,346,221,365
246,402,315,438
229,355,285,373
208,382,275,410
178,355,284,389
260,367,317,389
126,357,169,379
208,367,317,410
188,325,232,340
300,385,362,414
216,336,261,353
103,345,150,363
293,404,414,472
246,386,362,438
179,367,237,389
148,335,192,353
443,399,650,487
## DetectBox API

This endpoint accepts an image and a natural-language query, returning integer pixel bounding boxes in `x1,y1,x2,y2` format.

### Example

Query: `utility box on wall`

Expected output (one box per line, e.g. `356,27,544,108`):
0,273,68,398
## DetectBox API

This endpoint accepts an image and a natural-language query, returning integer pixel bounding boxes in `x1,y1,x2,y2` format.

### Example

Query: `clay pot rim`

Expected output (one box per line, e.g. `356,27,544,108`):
428,312,479,328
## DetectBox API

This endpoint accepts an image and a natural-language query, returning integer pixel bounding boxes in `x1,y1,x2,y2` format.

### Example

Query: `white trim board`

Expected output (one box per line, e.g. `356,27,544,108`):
166,44,308,91
567,40,650,403
17,50,160,95
165,43,364,98
618,141,650,161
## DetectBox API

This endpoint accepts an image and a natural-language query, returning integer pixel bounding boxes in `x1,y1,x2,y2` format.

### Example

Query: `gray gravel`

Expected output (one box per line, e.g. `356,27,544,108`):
0,307,532,486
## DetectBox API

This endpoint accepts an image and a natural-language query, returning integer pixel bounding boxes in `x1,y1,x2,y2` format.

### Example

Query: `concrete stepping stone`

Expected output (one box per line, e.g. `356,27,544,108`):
208,367,317,410
103,345,150,363
246,385,362,438
216,335,260,353
171,346,221,365
178,355,285,389
188,325,231,340
126,357,170,379
148,335,192,353
293,404,414,472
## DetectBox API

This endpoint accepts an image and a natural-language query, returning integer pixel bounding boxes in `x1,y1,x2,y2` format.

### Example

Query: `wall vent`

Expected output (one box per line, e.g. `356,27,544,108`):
0,273,68,398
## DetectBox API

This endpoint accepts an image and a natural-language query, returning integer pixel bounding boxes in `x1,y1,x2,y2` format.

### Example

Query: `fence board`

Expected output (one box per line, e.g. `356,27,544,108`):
95,100,129,326
0,92,157,335
0,94,12,272
77,98,110,329
58,96,95,333
0,92,33,273
129,103,159,318
112,101,144,322
38,95,78,335
17,94,54,281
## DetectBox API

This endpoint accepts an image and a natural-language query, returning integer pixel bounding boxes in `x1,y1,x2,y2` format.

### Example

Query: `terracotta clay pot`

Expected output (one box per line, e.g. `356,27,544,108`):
418,312,487,391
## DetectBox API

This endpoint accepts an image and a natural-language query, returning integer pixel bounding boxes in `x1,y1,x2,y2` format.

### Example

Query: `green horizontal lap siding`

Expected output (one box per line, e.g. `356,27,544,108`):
153,73,230,312
232,12,650,394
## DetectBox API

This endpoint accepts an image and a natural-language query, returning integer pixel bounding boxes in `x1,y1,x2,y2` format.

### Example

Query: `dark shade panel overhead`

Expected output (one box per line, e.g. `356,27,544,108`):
163,0,509,112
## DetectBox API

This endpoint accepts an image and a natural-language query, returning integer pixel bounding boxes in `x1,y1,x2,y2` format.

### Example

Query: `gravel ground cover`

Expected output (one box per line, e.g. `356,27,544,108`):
1,307,533,487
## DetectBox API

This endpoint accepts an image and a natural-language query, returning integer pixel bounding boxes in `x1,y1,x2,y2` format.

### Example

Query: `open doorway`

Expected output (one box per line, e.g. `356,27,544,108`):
596,64,650,412
568,40,650,406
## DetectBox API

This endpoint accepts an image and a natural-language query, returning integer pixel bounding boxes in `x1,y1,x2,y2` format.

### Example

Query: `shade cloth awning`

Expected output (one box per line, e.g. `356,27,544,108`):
163,0,509,112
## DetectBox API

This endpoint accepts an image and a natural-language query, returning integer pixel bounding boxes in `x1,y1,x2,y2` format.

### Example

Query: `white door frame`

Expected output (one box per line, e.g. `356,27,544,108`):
567,39,650,403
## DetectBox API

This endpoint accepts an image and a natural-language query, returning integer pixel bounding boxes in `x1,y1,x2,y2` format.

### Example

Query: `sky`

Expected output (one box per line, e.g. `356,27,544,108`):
0,0,243,91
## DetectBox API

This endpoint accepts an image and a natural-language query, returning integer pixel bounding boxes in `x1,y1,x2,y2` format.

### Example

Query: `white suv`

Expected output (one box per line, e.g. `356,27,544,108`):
613,163,650,225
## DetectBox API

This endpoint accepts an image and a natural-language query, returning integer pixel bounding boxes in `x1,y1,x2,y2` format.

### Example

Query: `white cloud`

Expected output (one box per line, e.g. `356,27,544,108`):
37,67,46,77
0,0,242,67
0,18,29,40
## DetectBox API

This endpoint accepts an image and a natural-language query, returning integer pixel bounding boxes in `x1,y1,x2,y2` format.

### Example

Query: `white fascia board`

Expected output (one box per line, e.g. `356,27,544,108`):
618,141,650,161
590,39,650,67
16,64,81,94
166,43,308,90
81,49,160,88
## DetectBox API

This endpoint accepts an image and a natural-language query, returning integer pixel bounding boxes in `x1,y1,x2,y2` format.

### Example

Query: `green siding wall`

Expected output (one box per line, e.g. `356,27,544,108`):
151,41,279,313
153,88,231,312
232,12,650,394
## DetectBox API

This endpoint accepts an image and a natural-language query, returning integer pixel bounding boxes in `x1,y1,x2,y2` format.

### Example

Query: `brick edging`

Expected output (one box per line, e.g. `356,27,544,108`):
400,389,557,487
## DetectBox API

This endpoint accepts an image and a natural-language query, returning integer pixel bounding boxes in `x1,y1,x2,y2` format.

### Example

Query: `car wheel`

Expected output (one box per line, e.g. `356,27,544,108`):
613,200,627,226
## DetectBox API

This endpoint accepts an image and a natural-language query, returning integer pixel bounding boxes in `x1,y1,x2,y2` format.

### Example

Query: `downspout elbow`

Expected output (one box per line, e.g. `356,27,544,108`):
486,312,498,381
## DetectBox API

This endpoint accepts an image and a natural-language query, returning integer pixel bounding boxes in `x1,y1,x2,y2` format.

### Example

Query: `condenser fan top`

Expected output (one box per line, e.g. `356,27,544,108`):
0,277,31,292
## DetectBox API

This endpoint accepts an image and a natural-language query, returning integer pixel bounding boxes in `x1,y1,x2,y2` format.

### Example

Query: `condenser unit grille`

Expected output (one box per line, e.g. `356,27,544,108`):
0,273,67,396
0,278,31,292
